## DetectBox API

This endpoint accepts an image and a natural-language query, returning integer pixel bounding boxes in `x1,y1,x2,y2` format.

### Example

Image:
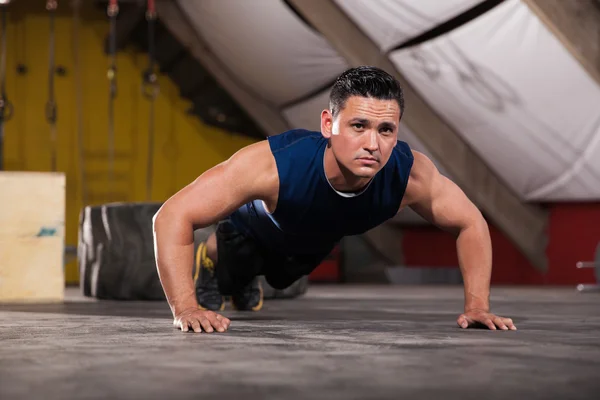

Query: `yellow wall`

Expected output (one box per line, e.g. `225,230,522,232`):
2,2,259,283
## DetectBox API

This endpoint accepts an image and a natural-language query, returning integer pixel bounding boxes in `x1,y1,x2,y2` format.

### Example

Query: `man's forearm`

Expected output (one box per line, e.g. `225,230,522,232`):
456,217,492,312
153,208,198,317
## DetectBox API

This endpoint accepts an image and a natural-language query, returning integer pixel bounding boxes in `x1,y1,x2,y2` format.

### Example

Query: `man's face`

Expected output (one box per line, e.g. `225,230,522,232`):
321,96,400,179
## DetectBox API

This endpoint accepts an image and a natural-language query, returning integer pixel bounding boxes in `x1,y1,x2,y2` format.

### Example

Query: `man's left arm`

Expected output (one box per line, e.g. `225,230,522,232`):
400,150,516,331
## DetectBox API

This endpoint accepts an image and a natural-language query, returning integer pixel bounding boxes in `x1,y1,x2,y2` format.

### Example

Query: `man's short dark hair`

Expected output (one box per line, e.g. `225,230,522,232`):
329,66,404,119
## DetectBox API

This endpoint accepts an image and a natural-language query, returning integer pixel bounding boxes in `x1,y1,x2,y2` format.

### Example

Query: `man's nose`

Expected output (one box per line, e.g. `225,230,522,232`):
364,130,378,151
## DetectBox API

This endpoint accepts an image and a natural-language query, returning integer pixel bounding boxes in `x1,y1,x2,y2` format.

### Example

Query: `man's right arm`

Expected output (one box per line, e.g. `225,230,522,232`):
152,140,277,332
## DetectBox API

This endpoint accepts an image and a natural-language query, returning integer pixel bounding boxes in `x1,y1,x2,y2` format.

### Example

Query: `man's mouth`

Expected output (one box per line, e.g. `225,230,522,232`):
357,157,378,165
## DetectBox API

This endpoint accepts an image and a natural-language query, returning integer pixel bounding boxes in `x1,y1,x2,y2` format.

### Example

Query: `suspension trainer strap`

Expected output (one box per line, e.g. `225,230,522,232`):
0,5,14,171
142,0,157,100
46,0,58,172
72,0,87,205
144,0,158,201
107,0,118,201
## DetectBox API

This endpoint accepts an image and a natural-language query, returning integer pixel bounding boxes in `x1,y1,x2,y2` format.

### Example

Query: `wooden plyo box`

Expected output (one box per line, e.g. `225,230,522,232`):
0,172,66,303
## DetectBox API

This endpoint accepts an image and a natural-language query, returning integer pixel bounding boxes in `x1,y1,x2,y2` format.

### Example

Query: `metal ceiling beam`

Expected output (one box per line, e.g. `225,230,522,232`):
288,0,549,272
155,1,290,137
523,0,600,87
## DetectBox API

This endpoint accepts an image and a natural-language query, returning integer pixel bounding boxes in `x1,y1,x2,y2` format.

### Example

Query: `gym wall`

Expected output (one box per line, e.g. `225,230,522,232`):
402,203,600,286
2,2,258,284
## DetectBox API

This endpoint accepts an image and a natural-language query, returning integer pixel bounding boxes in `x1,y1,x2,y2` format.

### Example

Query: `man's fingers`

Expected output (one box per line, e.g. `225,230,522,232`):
504,318,517,330
200,318,214,333
205,312,225,332
209,315,225,333
494,317,508,330
213,314,232,332
457,315,469,329
221,317,231,330
180,320,189,332
174,311,232,333
458,312,517,331
190,319,202,333
217,316,231,331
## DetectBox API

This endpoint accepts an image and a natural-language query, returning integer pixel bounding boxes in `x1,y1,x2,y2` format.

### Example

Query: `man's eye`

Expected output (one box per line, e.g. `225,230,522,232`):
352,123,364,129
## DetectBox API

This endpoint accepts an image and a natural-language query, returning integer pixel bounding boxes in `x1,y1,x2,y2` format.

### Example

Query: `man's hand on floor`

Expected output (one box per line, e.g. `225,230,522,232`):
173,308,230,333
457,309,517,331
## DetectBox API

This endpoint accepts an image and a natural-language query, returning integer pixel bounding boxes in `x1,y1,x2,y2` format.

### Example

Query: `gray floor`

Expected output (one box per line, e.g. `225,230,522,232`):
1,285,599,400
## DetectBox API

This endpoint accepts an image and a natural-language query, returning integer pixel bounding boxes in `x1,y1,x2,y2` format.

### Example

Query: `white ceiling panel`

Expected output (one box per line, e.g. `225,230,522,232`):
334,0,484,52
177,0,349,106
390,0,600,200
282,89,330,132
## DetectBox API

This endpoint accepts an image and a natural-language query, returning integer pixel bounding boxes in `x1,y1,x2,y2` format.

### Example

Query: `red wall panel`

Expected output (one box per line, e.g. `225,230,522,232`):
402,203,600,285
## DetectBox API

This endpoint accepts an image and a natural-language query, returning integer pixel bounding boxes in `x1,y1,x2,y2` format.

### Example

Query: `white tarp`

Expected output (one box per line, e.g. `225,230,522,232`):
177,0,348,106
282,89,330,132
333,0,484,52
390,0,600,201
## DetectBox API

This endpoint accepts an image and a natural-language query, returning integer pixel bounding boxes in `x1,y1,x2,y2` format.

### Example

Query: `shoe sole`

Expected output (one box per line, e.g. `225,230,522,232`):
193,242,203,283
231,283,264,311
198,302,225,312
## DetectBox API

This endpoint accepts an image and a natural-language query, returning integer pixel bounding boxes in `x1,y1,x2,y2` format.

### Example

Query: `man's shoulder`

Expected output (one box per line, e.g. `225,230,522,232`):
267,129,323,153
385,139,415,175
392,139,414,160
222,140,279,201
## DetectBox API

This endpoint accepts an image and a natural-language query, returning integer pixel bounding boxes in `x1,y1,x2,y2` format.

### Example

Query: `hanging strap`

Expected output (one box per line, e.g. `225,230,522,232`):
107,0,118,201
144,0,159,201
46,0,58,172
72,0,87,205
107,0,118,99
0,4,14,171
142,0,158,100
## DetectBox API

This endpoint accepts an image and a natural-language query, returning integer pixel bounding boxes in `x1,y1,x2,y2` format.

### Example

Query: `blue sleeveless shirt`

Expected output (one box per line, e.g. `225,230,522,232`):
229,129,414,256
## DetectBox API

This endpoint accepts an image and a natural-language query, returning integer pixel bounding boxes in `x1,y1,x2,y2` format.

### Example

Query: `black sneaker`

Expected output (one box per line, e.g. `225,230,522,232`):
193,241,224,311
231,276,264,311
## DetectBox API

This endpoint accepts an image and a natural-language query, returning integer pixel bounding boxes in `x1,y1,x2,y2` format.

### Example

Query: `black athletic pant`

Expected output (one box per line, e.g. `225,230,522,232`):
214,219,332,295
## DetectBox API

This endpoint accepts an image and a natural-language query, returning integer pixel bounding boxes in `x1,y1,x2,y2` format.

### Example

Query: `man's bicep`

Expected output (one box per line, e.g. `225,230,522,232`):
404,152,479,234
163,141,273,228
413,174,478,233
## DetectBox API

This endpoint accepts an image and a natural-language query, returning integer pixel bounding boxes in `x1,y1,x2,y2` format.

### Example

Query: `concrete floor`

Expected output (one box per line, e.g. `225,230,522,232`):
1,285,599,400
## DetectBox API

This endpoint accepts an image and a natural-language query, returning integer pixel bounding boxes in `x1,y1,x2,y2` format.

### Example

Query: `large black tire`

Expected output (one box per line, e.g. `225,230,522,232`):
78,202,165,300
78,202,310,301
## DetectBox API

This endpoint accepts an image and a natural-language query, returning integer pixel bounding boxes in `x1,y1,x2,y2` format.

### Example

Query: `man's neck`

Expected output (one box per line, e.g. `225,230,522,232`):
323,146,371,193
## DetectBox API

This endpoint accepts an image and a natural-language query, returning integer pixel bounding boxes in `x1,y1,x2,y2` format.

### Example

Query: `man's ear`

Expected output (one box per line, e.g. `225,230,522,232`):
321,109,333,139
